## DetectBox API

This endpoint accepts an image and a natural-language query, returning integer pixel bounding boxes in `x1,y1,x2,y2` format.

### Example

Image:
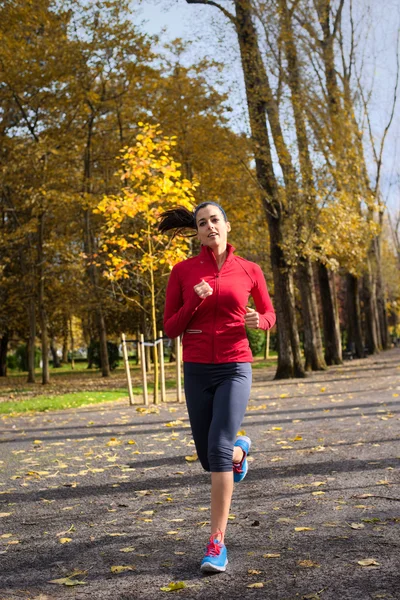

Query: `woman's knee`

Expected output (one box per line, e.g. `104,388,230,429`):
208,440,233,472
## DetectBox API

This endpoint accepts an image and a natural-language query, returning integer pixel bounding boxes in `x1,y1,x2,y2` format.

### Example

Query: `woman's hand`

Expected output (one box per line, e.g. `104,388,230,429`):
194,279,213,299
244,306,260,329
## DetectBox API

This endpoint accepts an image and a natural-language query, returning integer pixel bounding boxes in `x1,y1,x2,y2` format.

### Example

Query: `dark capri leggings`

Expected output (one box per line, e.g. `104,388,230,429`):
183,362,252,472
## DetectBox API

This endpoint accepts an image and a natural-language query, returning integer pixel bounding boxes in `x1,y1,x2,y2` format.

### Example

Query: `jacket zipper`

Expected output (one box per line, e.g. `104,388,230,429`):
209,249,229,363
212,272,220,363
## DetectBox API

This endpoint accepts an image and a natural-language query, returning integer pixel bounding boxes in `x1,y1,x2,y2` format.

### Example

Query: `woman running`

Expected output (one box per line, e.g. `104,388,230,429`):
159,201,276,573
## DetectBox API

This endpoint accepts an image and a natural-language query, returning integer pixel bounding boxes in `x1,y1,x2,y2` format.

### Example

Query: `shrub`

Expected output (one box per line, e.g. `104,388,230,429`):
246,328,266,357
87,341,119,370
8,344,41,371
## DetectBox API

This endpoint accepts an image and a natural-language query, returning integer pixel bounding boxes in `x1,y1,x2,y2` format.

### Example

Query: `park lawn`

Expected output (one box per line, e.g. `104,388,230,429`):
0,383,174,415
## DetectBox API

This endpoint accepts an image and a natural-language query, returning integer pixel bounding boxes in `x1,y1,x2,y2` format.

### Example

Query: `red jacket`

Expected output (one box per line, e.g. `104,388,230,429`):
164,244,276,363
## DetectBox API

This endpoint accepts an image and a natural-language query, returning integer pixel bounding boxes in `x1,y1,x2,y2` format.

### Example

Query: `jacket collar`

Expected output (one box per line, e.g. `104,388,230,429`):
199,242,236,265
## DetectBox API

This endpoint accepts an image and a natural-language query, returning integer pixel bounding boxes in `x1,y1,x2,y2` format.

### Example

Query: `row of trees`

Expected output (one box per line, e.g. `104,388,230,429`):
186,0,399,377
0,0,398,385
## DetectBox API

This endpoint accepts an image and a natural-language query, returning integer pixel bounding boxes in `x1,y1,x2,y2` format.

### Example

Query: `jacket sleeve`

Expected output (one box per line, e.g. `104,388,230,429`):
163,265,204,338
251,264,276,330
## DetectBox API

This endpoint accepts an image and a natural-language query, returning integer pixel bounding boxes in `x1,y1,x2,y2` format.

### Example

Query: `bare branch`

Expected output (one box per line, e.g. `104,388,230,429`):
185,0,236,25
375,27,400,196
332,0,345,39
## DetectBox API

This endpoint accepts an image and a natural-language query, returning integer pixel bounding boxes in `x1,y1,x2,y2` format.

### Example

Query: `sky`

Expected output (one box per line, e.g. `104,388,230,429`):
135,0,400,214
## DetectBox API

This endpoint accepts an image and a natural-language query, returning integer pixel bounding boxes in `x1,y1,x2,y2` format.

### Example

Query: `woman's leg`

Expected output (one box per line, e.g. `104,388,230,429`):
208,363,252,540
183,363,214,472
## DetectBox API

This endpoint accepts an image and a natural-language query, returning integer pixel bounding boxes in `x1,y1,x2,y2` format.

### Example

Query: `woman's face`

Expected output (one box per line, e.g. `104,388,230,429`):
195,204,231,249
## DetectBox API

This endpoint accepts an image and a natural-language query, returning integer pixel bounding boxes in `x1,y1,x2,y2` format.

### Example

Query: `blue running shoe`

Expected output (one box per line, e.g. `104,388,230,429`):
200,535,228,573
233,435,251,483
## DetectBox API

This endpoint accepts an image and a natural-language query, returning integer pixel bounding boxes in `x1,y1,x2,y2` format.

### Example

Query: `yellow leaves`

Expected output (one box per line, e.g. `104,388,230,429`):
271,426,282,431
357,558,380,567
349,523,365,530
160,581,186,592
184,454,198,462
97,123,197,285
247,582,264,588
294,527,315,532
49,577,86,586
49,571,87,586
237,429,246,436
263,553,281,558
248,569,262,575
0,512,12,518
106,438,122,447
165,420,184,427
110,565,135,574
120,547,136,553
297,560,320,568
59,537,72,544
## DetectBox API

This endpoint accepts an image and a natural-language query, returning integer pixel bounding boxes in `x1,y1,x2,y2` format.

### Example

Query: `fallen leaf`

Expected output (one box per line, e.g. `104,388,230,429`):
295,527,315,532
263,553,280,558
119,547,135,553
297,560,320,568
349,523,365,530
248,569,262,575
59,537,72,544
160,581,186,592
237,429,246,436
185,454,198,462
48,577,86,586
110,565,135,573
272,426,282,431
247,582,264,588
357,558,380,567
0,513,11,518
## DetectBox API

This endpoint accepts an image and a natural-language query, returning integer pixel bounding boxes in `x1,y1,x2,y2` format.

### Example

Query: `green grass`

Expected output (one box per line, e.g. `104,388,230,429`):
0,383,175,415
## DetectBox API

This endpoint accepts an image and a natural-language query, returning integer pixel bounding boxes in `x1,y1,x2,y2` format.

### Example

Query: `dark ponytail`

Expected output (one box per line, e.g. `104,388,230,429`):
158,206,197,237
158,201,228,237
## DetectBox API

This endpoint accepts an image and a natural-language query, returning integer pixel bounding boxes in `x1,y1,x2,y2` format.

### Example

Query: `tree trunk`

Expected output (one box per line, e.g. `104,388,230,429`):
27,296,36,383
83,110,110,377
234,0,305,379
374,234,390,349
50,338,61,368
297,259,326,371
318,263,342,365
38,212,49,384
0,331,9,377
346,273,364,358
362,261,380,354
62,315,69,363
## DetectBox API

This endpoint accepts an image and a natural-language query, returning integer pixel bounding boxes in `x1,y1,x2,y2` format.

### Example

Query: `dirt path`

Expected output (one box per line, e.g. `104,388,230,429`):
0,349,399,600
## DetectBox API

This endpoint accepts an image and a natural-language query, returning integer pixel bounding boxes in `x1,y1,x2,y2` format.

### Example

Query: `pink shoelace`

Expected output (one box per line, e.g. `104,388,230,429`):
204,530,224,556
233,451,246,474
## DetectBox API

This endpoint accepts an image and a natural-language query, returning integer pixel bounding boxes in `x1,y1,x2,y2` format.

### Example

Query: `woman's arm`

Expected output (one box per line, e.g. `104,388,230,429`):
249,264,276,330
163,266,205,338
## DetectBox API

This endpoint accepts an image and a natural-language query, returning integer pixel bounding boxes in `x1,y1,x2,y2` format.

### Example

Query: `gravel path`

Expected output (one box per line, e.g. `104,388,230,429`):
0,349,399,600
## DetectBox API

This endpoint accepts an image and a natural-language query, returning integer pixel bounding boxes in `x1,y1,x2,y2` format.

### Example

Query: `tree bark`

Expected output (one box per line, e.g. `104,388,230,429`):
374,233,390,349
362,261,380,354
38,211,49,384
346,273,364,358
318,263,342,365
234,0,304,378
27,296,36,382
0,331,9,377
83,111,110,377
297,259,326,371
62,315,69,363
50,338,61,368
